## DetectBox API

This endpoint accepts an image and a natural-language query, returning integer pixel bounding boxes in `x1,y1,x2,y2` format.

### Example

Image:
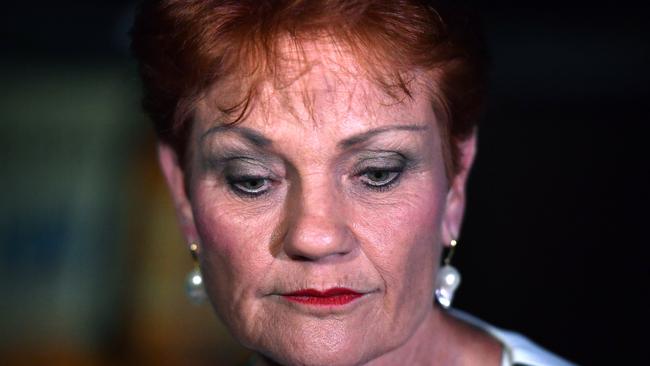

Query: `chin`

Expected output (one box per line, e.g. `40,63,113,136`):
250,324,385,366
264,347,370,366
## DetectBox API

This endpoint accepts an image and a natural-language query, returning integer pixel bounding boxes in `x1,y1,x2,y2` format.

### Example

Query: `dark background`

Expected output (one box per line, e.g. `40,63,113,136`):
1,1,648,365
459,2,649,365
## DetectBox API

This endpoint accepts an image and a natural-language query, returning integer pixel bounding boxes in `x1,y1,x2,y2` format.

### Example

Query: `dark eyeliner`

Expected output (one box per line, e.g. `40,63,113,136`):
352,152,409,192
226,174,273,198
358,167,404,191
218,157,276,199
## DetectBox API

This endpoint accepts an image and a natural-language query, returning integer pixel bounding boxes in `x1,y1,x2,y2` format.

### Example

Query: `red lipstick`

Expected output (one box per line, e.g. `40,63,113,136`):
282,288,363,306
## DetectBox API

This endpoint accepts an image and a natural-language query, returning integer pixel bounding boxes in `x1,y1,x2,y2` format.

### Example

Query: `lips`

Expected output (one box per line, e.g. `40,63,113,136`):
281,287,364,306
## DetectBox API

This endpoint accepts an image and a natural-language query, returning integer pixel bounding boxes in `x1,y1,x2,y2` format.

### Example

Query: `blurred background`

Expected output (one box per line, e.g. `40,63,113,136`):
1,1,647,365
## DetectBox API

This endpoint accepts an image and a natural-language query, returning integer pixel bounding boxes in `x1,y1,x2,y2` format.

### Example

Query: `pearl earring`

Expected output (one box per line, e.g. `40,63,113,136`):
185,243,207,304
435,239,461,309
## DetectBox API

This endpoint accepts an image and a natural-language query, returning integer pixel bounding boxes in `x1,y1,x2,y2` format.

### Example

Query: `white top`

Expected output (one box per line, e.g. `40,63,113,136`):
449,308,576,366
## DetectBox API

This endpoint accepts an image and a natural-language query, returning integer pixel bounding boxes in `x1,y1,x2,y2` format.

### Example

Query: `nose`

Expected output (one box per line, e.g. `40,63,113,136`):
282,177,355,262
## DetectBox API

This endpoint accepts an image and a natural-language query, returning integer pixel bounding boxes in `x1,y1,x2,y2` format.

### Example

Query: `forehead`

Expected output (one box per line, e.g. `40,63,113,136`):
194,39,437,138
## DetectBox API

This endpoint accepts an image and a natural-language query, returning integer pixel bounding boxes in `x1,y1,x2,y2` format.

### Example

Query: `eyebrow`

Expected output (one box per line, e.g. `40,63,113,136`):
200,125,273,147
337,124,429,149
200,123,428,149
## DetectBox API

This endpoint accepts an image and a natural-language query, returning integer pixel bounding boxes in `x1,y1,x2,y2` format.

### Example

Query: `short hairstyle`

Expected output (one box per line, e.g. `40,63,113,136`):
130,0,488,177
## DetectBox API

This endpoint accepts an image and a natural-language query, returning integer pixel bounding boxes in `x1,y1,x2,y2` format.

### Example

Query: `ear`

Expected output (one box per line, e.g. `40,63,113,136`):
441,131,477,246
158,143,199,245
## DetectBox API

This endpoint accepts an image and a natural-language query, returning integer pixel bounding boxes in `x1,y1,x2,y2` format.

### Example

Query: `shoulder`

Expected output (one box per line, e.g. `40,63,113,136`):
448,308,576,366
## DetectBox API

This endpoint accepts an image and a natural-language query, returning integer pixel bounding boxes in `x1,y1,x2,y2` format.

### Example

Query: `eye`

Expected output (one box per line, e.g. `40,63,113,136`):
227,175,272,197
359,169,402,190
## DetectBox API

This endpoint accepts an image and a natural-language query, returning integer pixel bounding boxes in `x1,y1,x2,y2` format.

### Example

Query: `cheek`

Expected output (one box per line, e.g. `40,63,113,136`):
190,187,280,323
192,184,280,265
352,176,446,307
194,201,262,272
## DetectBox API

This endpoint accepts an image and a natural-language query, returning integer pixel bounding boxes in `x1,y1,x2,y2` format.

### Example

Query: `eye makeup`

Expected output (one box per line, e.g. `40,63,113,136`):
199,145,282,198
351,152,409,173
199,139,426,200
350,150,418,192
221,159,277,198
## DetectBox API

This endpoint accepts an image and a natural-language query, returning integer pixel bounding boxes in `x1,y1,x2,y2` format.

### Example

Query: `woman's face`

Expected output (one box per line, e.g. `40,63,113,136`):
161,43,472,366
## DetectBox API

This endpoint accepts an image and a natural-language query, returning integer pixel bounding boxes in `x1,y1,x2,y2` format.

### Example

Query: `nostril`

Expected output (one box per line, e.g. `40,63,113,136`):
282,213,354,262
289,254,315,262
281,181,355,261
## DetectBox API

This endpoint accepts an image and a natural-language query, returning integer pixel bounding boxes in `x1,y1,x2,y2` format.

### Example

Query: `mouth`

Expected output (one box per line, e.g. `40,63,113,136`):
281,287,365,306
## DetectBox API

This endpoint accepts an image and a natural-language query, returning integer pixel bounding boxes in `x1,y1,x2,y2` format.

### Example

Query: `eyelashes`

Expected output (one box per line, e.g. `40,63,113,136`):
213,152,412,199
226,167,404,198
226,169,406,200
351,153,408,192
226,174,274,198
357,168,403,191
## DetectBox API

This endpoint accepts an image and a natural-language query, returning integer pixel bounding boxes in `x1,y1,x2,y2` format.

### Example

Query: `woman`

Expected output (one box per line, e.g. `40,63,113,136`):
131,1,574,365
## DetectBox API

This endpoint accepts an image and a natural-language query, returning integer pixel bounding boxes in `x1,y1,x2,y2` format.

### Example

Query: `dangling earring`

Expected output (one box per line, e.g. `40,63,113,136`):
435,239,461,309
185,243,207,304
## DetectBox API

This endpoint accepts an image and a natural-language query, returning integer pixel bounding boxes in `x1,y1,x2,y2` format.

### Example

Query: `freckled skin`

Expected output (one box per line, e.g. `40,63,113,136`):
159,40,498,366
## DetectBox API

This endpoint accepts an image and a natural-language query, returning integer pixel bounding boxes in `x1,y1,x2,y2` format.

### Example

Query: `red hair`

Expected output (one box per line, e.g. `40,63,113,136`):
130,0,488,177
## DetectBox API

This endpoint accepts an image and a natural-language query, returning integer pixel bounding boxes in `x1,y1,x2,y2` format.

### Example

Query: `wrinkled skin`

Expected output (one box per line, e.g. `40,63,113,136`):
159,41,498,366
